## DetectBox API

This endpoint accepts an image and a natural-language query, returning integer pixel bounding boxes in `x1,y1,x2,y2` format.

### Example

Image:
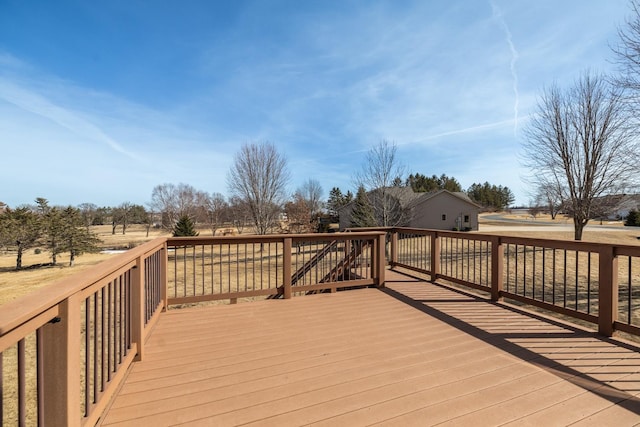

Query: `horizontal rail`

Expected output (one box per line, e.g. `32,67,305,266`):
381,227,640,338
1,238,167,426
165,232,385,305
2,226,638,424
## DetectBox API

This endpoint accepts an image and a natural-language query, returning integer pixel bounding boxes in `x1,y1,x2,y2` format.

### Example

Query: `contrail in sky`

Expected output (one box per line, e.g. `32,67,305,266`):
491,1,519,137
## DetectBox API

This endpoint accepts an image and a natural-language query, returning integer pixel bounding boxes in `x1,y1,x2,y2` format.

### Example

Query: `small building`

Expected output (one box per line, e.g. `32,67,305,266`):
407,189,480,231
339,188,480,231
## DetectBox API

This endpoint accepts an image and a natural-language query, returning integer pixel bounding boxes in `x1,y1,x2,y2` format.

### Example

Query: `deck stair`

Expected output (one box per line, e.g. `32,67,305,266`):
287,240,370,295
290,240,339,286
319,240,371,284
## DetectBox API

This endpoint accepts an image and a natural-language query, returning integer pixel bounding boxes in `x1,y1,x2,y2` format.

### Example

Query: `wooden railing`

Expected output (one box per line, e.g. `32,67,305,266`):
383,227,640,338
2,227,638,425
0,238,167,426
0,231,386,426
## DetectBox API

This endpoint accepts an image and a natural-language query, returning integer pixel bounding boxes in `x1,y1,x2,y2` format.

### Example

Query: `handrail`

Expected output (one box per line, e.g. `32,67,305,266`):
165,231,386,303
0,237,167,337
376,226,640,338
0,237,168,426
2,227,639,425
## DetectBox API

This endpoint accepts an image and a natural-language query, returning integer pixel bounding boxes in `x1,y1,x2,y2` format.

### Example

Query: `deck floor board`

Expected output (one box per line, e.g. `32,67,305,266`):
100,270,640,426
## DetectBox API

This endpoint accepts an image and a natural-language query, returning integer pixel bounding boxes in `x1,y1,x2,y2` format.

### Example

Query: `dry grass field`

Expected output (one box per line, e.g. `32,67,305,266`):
0,225,172,306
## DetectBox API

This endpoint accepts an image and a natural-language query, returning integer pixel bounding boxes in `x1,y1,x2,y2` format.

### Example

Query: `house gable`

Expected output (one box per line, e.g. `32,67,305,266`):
409,190,480,230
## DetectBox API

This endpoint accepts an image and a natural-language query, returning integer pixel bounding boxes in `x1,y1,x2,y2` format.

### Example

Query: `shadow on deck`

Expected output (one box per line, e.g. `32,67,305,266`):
100,270,640,426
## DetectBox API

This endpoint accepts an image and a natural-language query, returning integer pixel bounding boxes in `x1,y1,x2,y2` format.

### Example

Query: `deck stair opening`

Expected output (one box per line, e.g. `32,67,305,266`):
291,240,339,286
319,239,371,284
287,239,372,295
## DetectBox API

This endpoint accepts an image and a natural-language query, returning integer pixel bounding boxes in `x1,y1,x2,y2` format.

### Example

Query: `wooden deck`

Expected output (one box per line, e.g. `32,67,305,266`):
100,270,640,426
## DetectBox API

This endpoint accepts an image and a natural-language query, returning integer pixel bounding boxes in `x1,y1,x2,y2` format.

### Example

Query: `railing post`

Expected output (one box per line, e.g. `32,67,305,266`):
390,230,398,269
376,233,386,288
430,232,440,282
41,294,82,427
131,255,145,361
161,242,168,311
598,246,618,336
283,238,292,299
491,236,504,302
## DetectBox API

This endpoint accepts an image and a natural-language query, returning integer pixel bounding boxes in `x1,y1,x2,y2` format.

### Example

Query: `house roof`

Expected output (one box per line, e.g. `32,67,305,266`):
376,186,423,207
408,189,481,209
338,187,481,212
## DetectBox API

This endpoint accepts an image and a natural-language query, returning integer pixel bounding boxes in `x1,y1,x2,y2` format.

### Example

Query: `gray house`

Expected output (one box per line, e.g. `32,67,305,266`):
407,189,480,230
600,194,640,220
339,188,480,231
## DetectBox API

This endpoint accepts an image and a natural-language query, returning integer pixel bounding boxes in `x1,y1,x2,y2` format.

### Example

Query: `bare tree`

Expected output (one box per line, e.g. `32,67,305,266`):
78,202,98,230
201,192,228,236
613,0,640,114
113,202,133,235
296,178,324,219
227,142,290,235
355,140,408,226
523,72,638,240
150,183,178,228
228,196,250,234
284,193,313,233
531,182,564,220
528,204,543,220
149,183,206,228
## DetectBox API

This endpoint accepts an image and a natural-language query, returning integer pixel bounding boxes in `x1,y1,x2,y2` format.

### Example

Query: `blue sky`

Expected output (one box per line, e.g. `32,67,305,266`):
0,0,630,208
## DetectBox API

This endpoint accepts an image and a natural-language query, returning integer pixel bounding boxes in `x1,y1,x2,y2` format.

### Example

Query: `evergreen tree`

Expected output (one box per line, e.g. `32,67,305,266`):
625,209,640,227
0,207,41,269
350,186,376,227
406,173,462,193
326,187,353,219
36,199,66,265
466,182,514,211
59,207,101,266
173,215,199,236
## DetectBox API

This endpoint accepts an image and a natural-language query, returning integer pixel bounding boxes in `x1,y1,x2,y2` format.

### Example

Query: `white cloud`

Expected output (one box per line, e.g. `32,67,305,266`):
0,78,139,159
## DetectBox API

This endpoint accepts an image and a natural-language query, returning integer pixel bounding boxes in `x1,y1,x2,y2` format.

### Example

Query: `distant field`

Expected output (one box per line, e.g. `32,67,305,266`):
478,212,640,246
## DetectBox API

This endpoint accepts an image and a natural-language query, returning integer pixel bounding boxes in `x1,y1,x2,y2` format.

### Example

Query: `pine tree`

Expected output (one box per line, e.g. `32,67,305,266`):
327,187,354,220
350,186,377,227
0,207,41,269
625,209,640,227
60,207,101,266
41,206,66,265
327,187,344,219
173,215,199,236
